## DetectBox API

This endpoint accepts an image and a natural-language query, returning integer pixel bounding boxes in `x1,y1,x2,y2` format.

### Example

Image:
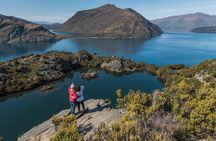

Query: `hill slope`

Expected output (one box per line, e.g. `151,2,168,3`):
56,4,162,39
152,12,216,32
0,14,62,43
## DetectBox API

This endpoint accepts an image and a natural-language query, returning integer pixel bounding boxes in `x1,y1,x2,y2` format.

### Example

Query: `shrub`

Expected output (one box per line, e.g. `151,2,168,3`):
51,115,81,141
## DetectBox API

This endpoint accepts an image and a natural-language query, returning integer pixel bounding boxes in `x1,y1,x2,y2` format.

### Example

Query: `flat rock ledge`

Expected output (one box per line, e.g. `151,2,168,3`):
18,99,123,141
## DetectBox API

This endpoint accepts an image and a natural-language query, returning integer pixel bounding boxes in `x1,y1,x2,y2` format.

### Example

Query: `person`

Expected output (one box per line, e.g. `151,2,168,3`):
76,85,85,112
68,83,78,114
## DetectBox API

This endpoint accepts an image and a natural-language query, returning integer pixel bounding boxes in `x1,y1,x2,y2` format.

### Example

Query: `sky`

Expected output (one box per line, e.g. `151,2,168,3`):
0,0,216,23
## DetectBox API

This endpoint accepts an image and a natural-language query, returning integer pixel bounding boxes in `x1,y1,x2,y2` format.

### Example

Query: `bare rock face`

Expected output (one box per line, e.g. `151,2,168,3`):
18,99,123,141
0,14,63,43
56,4,162,39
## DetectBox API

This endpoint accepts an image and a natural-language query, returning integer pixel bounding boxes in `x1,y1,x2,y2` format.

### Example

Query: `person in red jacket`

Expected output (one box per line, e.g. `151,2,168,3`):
68,83,78,114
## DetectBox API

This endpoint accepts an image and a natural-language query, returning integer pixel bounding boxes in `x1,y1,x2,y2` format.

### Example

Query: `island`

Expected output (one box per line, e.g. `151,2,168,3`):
56,4,163,39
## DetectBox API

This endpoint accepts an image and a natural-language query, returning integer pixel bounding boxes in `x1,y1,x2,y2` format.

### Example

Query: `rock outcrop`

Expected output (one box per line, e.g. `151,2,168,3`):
56,4,162,39
0,14,63,43
18,99,123,141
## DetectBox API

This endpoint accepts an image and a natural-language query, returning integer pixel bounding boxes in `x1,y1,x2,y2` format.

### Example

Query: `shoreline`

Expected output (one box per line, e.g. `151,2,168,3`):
0,50,167,97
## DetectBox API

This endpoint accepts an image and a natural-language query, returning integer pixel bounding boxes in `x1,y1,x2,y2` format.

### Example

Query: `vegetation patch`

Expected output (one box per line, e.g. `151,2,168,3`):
87,59,216,140
51,115,82,141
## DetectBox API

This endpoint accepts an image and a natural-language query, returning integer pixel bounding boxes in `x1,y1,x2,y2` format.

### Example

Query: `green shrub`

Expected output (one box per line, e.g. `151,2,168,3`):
51,115,81,141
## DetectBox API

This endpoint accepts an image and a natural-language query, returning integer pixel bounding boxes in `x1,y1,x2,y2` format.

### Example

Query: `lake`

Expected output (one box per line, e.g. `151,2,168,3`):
0,32,216,140
1,32,216,66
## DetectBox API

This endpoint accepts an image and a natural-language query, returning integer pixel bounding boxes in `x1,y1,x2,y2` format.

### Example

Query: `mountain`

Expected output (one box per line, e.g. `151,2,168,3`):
0,14,62,43
41,23,61,30
56,4,162,39
191,26,216,33
34,21,61,30
151,12,216,32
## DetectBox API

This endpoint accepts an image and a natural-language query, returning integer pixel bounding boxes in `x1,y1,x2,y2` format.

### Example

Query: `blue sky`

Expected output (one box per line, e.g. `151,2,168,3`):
0,0,216,23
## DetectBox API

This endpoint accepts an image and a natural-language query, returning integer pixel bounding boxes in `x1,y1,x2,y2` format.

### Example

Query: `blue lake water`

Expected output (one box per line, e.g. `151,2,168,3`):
0,32,216,140
1,32,216,66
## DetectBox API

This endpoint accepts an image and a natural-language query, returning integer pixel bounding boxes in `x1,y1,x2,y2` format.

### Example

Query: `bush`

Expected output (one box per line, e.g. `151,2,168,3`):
51,115,81,141
116,89,125,109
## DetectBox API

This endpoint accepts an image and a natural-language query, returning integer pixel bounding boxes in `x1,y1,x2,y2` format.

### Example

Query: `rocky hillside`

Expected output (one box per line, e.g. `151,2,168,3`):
0,14,62,43
191,26,216,33
152,12,216,32
56,4,162,39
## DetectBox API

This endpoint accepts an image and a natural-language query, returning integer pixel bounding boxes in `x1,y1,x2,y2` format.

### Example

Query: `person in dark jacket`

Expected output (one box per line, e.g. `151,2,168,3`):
76,85,85,112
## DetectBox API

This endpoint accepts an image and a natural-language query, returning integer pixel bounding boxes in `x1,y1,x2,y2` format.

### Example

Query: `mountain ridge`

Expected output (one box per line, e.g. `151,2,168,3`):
151,12,216,32
56,4,163,39
0,14,62,43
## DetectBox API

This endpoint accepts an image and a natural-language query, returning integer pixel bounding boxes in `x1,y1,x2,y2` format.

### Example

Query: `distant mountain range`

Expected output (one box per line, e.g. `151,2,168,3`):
32,21,60,30
191,26,216,33
151,12,216,32
41,23,61,30
0,14,62,43
56,4,162,39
